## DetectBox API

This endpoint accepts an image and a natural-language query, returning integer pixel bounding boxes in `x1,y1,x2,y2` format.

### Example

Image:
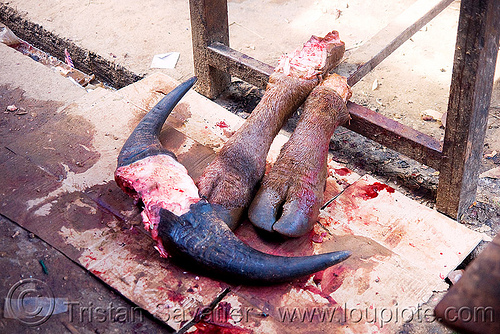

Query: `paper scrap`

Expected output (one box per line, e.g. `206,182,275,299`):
150,52,180,69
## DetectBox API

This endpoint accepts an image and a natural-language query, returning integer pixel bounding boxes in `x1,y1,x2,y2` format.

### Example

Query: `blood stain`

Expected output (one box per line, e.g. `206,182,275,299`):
334,167,351,176
311,232,327,243
193,303,252,334
301,284,337,305
166,289,185,303
215,120,229,128
306,266,349,305
359,182,395,200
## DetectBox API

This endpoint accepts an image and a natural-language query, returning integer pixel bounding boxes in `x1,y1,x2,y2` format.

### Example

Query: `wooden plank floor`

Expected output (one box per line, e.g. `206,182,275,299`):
0,73,488,333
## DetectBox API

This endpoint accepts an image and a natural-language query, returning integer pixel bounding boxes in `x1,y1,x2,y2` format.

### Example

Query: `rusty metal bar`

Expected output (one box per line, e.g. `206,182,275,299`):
207,42,273,91
346,102,443,170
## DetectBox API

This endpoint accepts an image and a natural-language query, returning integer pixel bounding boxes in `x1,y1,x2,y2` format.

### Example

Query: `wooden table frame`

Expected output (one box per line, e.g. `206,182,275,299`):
188,0,500,220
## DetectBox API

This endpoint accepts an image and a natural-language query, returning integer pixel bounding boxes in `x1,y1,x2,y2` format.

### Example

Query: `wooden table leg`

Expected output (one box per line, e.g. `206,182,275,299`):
436,0,500,219
189,0,231,99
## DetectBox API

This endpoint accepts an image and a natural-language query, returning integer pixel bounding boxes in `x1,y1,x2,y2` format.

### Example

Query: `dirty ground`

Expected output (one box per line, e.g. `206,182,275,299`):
1,0,500,333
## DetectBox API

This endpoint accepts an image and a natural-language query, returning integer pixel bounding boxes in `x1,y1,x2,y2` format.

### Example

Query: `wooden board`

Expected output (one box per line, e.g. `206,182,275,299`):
435,234,500,333
318,174,484,310
340,0,454,86
0,72,487,333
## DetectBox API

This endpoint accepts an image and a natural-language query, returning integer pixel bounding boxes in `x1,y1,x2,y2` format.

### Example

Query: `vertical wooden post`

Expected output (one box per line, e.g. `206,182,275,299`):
436,0,500,219
189,0,231,99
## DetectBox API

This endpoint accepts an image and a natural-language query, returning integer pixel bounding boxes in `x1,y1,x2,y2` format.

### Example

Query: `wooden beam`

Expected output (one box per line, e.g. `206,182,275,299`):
436,0,500,219
343,0,454,86
346,102,443,170
189,0,231,98
194,0,453,91
0,4,142,89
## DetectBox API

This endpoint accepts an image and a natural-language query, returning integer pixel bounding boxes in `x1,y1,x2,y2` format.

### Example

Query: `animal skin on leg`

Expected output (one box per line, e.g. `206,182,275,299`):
249,74,351,237
197,32,345,228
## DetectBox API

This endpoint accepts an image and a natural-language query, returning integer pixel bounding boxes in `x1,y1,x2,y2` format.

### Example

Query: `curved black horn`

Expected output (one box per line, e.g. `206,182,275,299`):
158,200,351,283
117,76,197,167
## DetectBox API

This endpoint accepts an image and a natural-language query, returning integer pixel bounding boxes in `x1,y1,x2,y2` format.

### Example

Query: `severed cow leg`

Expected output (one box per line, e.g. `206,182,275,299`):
197,31,345,228
249,74,352,237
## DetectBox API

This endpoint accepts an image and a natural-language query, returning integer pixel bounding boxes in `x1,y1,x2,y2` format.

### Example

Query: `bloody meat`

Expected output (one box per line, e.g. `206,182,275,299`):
115,154,200,257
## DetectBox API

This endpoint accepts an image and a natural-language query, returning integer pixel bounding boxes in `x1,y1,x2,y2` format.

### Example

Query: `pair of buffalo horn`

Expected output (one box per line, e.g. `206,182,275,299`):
117,77,350,283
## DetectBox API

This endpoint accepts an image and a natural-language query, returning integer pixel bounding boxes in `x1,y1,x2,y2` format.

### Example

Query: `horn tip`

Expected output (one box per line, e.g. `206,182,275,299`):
185,76,198,87
329,250,351,264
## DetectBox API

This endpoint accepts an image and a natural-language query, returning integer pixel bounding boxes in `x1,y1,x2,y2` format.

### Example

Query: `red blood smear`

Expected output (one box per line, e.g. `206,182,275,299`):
301,266,349,305
215,120,229,128
313,270,324,285
303,285,337,305
311,232,327,243
359,182,395,199
166,289,185,303
313,265,348,296
193,304,252,334
334,167,351,176
193,322,252,334
192,301,244,333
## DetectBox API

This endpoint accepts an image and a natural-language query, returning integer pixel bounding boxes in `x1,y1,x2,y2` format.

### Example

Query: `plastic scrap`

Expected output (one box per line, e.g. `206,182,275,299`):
64,49,74,68
0,24,22,45
1,24,94,87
